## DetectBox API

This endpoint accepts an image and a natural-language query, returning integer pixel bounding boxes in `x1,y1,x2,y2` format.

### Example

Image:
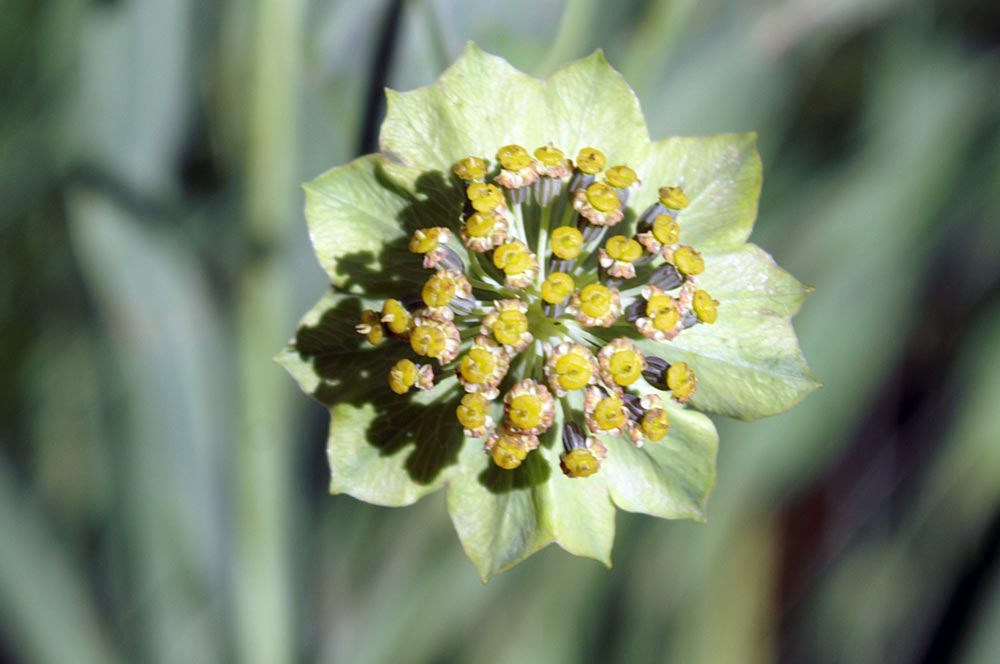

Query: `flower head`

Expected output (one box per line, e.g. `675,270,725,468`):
279,44,818,581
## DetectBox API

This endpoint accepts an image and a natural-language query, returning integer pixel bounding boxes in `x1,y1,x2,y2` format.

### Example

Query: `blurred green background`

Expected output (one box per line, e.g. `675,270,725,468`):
2,0,1000,662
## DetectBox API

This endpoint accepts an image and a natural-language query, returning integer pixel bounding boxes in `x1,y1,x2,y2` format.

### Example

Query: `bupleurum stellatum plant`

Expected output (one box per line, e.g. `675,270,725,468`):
278,44,818,580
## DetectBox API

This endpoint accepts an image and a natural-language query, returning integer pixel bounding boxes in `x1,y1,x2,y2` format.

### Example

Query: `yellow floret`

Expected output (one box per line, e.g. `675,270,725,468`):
593,396,626,430
409,227,442,254
585,182,620,213
562,448,600,478
693,290,719,324
465,211,496,238
467,182,504,212
459,348,497,384
554,352,593,391
652,215,680,245
541,272,575,304
673,246,705,276
456,393,490,431
508,394,543,431
381,299,412,335
605,235,643,263
646,293,680,331
641,409,670,441
608,348,643,386
550,226,583,260
667,362,697,402
410,324,446,359
534,144,564,166
605,165,638,189
357,310,384,345
421,272,457,308
659,185,689,210
575,147,606,175
388,359,418,394
453,156,487,182
492,308,529,346
497,144,532,171
579,284,613,319
492,242,532,275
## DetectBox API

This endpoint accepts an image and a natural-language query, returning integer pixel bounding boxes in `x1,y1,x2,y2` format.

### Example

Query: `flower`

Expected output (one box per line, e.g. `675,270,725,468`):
278,44,818,581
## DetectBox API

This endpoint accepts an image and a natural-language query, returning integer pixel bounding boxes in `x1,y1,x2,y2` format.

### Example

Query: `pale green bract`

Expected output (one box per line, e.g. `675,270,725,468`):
277,43,818,580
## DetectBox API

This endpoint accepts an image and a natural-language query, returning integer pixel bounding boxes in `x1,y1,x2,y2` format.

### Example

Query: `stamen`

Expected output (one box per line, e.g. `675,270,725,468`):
381,299,413,336
356,310,385,345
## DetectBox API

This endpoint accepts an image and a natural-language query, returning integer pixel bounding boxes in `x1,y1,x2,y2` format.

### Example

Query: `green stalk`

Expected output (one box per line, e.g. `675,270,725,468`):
233,0,303,661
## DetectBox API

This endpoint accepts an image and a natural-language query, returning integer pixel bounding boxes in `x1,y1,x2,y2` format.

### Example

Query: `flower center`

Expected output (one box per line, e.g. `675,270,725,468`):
359,142,723,476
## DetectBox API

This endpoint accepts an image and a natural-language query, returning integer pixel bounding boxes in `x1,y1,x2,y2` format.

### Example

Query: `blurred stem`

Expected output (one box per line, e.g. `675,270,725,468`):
538,0,597,74
411,0,452,74
233,0,303,661
620,0,695,92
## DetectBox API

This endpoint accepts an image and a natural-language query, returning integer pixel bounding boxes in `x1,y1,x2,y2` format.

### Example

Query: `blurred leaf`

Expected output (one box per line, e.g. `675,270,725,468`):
0,456,120,664
69,190,228,664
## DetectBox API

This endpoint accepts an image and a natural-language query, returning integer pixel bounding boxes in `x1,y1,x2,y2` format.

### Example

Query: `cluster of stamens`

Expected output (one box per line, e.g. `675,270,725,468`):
358,144,721,477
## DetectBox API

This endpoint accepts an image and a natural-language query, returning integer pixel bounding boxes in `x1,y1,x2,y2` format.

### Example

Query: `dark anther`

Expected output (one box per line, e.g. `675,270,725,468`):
621,393,645,420
681,311,699,329
649,264,683,290
400,294,424,312
624,299,646,323
636,201,667,227
568,171,595,193
451,295,477,316
613,186,630,206
548,257,575,275
439,246,465,272
535,177,562,206
509,187,530,205
642,356,671,389
562,422,587,452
